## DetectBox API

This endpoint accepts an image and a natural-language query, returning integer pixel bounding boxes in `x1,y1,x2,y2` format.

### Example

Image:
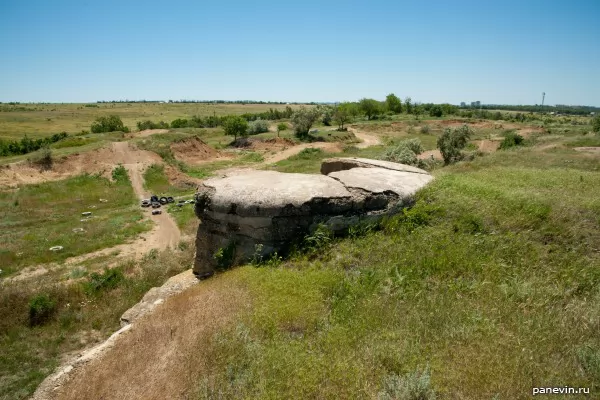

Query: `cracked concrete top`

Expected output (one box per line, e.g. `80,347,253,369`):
197,159,433,217
328,167,434,198
199,170,352,216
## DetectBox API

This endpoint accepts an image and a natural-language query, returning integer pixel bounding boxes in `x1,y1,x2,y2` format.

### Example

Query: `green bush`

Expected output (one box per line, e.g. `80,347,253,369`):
137,120,169,131
499,131,525,149
247,118,269,135
420,125,430,134
437,124,472,165
91,115,129,133
83,268,124,295
28,294,56,326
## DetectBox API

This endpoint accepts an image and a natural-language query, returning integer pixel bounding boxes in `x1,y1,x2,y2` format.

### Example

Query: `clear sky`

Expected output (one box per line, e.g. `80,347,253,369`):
1,0,599,105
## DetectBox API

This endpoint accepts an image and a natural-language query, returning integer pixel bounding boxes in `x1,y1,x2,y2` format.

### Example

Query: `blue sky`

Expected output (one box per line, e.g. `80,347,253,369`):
1,0,599,105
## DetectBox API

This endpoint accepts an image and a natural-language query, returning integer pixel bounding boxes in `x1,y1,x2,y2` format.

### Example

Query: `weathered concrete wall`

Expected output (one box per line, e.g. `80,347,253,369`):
193,158,433,279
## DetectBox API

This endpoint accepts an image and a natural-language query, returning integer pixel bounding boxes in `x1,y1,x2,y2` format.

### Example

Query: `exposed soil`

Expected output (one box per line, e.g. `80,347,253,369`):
477,139,501,153
0,142,162,189
170,137,229,165
418,150,443,160
573,146,600,154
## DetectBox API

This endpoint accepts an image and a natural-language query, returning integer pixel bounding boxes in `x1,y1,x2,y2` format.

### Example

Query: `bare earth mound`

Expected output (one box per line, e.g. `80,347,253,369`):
170,137,226,165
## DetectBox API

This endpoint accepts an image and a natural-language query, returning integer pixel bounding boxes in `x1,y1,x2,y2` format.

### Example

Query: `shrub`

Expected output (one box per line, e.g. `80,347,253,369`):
420,125,430,134
28,146,53,170
499,131,525,149
29,294,56,326
83,268,124,295
592,115,600,133
170,118,190,129
377,367,436,400
429,105,443,117
247,118,270,135
91,115,129,133
437,124,472,165
381,138,424,167
136,120,169,131
111,164,130,183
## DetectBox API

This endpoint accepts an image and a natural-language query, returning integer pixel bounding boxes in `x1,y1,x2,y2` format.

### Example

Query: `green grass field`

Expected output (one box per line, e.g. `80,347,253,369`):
0,103,304,140
0,170,150,275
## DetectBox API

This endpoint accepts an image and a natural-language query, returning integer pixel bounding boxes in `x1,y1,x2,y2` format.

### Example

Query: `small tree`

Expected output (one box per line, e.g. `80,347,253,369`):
291,107,321,139
223,116,248,141
404,97,413,114
385,93,403,113
333,102,358,130
437,125,472,165
358,98,381,120
276,122,288,138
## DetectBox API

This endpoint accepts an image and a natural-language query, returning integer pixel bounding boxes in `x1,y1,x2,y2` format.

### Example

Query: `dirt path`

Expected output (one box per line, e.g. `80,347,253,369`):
262,142,343,164
5,143,182,284
113,142,181,253
347,126,382,148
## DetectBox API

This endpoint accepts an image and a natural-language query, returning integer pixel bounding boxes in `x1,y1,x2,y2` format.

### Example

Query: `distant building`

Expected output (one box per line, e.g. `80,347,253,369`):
460,102,466,107
471,101,481,108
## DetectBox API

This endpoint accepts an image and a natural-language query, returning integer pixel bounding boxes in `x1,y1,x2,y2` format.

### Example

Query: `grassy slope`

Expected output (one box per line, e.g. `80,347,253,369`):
190,145,600,399
0,172,151,275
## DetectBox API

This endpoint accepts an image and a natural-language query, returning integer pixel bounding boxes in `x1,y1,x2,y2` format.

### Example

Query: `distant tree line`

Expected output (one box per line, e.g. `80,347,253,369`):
165,107,295,129
0,132,68,157
469,104,599,116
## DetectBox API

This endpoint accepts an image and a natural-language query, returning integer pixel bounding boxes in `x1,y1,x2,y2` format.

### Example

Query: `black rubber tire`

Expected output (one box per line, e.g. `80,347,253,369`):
150,195,159,203
159,197,168,205
167,196,174,203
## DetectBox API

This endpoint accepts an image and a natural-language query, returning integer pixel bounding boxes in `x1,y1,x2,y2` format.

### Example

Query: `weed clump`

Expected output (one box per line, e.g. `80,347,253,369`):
83,268,124,295
28,294,56,326
378,367,436,400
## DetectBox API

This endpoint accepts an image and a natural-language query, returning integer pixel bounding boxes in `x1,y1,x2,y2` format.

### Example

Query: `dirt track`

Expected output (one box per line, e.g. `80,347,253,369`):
113,142,181,253
5,142,182,283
